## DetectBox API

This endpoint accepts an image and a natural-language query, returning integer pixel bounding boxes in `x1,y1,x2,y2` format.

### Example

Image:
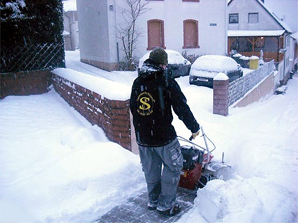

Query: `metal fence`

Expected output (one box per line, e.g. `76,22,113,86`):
0,43,65,73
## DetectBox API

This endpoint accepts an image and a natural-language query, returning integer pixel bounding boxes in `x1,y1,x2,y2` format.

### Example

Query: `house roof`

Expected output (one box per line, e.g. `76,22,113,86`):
228,30,285,37
228,0,292,33
63,0,77,12
291,32,298,42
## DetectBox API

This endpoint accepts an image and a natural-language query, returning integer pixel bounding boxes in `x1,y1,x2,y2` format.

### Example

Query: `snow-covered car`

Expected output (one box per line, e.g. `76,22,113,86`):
189,55,243,88
138,50,191,78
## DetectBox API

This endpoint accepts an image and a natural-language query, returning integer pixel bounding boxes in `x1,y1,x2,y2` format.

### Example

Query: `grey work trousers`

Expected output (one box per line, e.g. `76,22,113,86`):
139,138,183,210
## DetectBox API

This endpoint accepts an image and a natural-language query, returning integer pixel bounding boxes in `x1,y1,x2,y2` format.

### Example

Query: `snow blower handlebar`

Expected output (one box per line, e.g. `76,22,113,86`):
179,126,216,163
189,126,211,163
201,126,211,163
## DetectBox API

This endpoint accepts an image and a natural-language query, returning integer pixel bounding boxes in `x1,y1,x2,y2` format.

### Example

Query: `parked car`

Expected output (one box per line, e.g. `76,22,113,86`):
189,55,243,88
138,50,191,78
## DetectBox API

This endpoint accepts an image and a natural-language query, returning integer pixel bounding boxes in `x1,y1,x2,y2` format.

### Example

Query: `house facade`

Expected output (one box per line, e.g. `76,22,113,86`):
227,0,293,85
77,0,227,71
63,0,79,51
291,33,298,72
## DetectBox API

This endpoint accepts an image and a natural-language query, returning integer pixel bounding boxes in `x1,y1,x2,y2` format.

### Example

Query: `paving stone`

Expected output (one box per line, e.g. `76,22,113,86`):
97,187,197,223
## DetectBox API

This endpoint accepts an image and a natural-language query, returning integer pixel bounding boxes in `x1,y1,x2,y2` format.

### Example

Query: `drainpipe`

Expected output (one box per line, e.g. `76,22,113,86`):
114,0,119,66
279,47,287,84
277,36,279,63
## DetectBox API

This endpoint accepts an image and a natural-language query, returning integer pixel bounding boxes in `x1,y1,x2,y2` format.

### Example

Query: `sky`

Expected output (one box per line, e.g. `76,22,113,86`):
0,50,297,223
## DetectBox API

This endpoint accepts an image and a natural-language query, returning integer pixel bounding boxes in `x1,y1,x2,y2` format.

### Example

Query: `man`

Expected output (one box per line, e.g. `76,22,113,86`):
130,47,200,216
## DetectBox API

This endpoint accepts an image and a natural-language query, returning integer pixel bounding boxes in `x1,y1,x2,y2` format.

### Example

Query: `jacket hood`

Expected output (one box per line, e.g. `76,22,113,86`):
138,59,164,80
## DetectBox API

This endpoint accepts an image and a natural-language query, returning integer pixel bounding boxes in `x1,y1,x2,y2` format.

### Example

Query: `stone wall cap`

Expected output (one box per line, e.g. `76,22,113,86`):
214,72,229,81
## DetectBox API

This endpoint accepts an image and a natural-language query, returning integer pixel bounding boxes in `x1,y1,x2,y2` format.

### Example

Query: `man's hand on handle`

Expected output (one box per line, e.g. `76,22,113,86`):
189,129,200,141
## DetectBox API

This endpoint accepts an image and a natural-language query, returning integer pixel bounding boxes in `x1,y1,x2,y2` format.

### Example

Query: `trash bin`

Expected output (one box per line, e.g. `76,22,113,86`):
240,56,250,68
232,53,242,64
249,56,259,70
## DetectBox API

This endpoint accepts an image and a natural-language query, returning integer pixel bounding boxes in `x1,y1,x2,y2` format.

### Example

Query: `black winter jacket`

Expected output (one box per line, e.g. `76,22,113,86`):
130,59,200,147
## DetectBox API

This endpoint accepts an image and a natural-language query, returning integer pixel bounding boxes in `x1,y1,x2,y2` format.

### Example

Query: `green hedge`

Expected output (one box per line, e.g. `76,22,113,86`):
0,0,65,72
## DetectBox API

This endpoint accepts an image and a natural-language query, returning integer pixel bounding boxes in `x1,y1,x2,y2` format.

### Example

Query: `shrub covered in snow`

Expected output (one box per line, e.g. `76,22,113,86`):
1,0,65,72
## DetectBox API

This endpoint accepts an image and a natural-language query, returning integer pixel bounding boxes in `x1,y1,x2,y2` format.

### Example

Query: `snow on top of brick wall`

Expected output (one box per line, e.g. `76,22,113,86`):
214,72,229,81
53,68,130,100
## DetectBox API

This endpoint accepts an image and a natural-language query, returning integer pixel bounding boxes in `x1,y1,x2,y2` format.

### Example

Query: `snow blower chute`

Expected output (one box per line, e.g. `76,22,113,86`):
178,126,231,190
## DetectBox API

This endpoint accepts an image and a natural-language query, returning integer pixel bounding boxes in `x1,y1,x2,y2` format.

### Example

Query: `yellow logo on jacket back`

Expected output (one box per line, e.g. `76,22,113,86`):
137,92,155,116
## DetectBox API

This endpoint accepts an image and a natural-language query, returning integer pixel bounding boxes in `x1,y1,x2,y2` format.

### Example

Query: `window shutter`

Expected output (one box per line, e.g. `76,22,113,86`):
183,20,198,48
147,20,165,50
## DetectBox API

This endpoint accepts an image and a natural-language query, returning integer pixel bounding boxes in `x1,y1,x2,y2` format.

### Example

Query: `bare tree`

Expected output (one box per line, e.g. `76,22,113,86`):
117,0,150,70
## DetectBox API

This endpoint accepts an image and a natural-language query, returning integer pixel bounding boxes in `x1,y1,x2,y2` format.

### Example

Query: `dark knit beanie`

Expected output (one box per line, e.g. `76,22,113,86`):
149,47,168,65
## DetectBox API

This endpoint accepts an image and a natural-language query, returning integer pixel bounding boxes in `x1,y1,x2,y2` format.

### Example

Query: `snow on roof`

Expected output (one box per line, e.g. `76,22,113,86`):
228,0,292,33
291,32,298,42
228,30,285,37
63,0,77,12
257,0,292,33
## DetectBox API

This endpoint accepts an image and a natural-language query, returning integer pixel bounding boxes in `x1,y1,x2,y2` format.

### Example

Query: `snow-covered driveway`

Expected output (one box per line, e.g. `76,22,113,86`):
0,90,145,223
0,51,297,223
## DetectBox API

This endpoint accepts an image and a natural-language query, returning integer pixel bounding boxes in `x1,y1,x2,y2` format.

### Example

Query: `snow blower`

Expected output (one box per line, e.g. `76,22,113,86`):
178,126,231,190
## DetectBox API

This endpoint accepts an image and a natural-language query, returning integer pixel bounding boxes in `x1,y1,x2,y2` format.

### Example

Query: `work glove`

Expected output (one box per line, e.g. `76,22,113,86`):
189,129,200,141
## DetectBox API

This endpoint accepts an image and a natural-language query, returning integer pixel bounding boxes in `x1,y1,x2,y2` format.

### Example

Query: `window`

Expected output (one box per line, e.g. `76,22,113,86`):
248,13,258,23
279,36,284,49
255,37,265,48
147,20,165,50
183,19,199,48
229,13,238,24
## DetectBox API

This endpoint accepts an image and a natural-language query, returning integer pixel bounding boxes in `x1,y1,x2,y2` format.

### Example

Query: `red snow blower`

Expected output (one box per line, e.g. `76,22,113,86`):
178,126,231,190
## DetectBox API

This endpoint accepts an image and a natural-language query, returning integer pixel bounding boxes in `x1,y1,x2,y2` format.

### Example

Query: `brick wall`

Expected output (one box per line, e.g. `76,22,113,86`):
229,60,275,106
213,78,229,116
52,73,132,150
213,60,275,116
0,70,52,99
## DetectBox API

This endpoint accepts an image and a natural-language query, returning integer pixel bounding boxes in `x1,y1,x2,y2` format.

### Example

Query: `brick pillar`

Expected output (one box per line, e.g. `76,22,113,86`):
213,73,229,116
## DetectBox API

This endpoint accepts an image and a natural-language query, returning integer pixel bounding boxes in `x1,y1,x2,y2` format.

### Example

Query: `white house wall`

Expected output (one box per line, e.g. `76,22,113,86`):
78,0,227,71
228,0,283,30
198,0,227,56
289,37,295,71
77,0,113,67
114,0,227,64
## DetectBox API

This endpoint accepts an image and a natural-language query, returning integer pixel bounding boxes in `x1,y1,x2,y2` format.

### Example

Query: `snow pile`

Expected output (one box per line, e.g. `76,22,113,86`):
176,74,298,223
0,91,145,223
0,50,297,223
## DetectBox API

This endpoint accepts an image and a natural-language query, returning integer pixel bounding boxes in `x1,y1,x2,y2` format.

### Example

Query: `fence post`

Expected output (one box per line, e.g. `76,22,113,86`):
213,73,229,116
